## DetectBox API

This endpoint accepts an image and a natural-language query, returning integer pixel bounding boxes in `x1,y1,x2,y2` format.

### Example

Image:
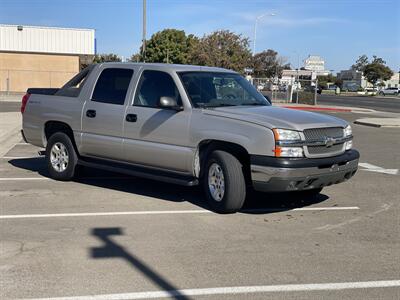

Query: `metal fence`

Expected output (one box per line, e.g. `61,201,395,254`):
252,77,320,105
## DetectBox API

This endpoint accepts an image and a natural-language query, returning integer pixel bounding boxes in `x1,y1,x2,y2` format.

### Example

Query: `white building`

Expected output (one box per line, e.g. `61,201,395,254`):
383,72,399,88
304,55,326,72
337,69,399,90
0,24,95,93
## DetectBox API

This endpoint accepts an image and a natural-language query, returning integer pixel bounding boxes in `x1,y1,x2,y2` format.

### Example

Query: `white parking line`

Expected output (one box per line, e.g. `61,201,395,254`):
1,156,42,159
24,280,400,300
0,207,360,219
244,206,360,212
0,176,142,181
0,177,50,181
359,162,399,175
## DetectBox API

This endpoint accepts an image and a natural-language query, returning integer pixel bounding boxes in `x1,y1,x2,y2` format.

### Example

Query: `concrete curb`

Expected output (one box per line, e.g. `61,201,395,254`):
274,103,375,113
354,118,400,128
0,97,22,103
281,106,351,112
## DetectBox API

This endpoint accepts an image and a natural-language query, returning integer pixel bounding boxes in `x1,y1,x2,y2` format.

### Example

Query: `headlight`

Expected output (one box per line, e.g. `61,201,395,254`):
344,125,352,137
344,125,352,150
276,147,304,157
272,128,303,157
273,128,301,141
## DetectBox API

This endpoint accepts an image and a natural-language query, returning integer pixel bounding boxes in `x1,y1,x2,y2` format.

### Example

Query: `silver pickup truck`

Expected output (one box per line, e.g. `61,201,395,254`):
21,63,359,213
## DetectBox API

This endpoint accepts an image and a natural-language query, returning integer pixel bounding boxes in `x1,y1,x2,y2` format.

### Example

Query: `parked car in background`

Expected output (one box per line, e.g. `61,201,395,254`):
21,63,359,213
379,87,399,96
365,87,378,96
304,85,322,94
327,85,337,91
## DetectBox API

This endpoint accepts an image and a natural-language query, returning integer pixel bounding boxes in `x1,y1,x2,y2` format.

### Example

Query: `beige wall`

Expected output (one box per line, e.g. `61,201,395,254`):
0,52,79,92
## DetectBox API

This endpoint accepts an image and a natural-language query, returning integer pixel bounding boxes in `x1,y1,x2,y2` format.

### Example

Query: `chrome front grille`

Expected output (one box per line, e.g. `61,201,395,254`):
303,127,344,141
303,127,345,157
307,143,344,155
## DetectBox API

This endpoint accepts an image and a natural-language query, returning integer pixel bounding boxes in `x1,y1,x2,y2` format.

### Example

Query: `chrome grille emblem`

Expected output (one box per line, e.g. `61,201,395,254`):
324,136,335,148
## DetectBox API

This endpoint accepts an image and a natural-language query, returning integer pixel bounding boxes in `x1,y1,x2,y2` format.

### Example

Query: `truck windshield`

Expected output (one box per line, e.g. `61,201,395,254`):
179,72,270,108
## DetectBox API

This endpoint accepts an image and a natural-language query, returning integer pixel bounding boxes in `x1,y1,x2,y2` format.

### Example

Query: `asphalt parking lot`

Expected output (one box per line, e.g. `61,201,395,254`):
1,112,399,300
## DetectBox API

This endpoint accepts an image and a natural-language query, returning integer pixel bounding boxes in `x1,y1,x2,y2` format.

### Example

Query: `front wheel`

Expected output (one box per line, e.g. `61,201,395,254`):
203,150,246,213
46,132,78,181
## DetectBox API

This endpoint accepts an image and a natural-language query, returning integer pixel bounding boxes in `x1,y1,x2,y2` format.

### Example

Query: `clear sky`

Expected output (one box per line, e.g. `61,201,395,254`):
1,0,399,73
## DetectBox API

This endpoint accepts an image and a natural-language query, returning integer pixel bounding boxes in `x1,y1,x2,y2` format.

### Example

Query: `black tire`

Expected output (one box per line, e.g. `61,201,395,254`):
46,132,78,181
203,150,246,213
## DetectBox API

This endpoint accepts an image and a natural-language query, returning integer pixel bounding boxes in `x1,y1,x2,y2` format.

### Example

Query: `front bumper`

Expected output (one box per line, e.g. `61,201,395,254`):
250,150,360,192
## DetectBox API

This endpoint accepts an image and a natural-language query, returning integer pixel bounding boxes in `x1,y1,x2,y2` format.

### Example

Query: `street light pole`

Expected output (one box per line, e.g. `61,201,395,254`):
142,0,146,62
293,51,300,104
253,12,276,56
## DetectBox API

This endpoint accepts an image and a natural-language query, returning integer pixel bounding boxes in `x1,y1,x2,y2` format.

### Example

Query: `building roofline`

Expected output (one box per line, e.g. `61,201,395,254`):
0,24,95,32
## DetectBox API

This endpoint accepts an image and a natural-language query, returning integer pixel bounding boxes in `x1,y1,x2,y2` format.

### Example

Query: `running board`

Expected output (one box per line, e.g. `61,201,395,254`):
78,157,199,187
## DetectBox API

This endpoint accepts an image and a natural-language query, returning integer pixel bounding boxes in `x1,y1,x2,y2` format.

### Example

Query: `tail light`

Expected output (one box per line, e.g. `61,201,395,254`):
21,93,31,114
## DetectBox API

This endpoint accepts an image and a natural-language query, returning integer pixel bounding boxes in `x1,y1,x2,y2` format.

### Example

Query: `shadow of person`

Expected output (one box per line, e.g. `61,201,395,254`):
90,227,192,300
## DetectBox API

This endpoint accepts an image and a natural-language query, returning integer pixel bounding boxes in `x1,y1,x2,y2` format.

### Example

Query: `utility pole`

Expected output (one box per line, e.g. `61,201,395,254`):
294,52,300,104
314,78,318,106
142,0,146,62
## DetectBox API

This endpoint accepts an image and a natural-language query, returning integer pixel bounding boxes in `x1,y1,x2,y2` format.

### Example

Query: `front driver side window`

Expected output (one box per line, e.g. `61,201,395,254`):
134,70,182,107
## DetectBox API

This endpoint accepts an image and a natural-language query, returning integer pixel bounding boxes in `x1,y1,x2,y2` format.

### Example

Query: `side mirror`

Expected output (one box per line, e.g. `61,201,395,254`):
158,96,183,111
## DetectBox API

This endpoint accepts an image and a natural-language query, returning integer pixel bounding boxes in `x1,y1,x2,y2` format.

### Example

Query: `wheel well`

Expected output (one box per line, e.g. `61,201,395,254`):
44,121,78,153
198,140,251,183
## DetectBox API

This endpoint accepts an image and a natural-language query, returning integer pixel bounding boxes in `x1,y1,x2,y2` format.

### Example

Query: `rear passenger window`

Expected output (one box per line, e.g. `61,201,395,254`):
91,68,133,105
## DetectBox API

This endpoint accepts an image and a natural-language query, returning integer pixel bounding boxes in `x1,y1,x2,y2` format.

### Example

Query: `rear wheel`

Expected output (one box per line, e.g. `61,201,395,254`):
46,132,78,181
203,150,246,213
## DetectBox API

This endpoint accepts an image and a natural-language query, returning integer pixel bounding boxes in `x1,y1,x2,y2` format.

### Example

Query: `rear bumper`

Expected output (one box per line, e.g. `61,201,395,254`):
251,150,360,192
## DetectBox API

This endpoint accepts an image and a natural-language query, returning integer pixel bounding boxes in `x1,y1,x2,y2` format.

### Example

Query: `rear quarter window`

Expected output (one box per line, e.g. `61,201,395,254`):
91,68,134,105
55,65,93,97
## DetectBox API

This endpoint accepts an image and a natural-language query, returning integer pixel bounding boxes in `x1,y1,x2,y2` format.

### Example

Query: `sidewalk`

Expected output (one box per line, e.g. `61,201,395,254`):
354,118,400,128
0,112,22,157
0,93,24,102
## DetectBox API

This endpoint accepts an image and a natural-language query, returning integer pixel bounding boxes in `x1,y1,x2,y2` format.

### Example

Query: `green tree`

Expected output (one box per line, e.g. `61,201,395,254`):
130,53,141,63
371,55,386,65
317,74,337,89
351,54,369,72
190,30,252,72
93,53,122,63
251,49,286,78
133,29,198,64
363,63,393,85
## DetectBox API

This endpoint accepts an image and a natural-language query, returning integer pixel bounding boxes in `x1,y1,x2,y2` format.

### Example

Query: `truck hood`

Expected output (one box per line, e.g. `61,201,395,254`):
202,106,348,130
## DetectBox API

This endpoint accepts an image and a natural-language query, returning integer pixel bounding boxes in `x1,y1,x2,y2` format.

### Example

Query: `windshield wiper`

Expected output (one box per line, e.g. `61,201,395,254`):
197,103,237,108
241,102,267,106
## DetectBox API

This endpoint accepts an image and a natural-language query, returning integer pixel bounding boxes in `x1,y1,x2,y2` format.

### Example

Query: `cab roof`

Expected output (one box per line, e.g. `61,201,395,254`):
97,62,237,73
